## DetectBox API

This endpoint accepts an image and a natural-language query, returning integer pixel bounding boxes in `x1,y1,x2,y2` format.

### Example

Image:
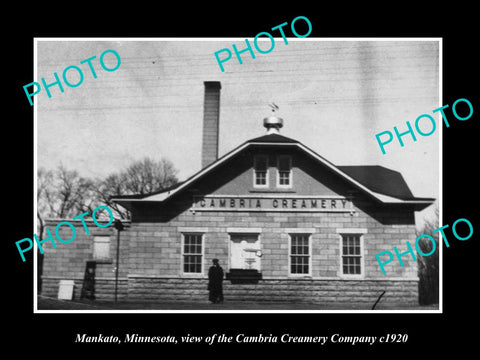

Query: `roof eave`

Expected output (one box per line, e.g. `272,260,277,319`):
111,140,435,209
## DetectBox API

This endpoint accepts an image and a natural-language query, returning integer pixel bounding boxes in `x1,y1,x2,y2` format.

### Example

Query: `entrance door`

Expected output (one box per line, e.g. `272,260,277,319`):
229,233,261,271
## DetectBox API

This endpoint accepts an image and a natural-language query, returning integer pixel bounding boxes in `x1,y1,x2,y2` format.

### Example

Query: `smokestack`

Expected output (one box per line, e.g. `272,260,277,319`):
201,81,221,168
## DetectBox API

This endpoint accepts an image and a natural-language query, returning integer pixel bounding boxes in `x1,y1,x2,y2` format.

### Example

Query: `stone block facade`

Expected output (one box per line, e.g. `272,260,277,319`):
127,276,418,306
40,196,420,306
41,219,130,301
38,83,432,309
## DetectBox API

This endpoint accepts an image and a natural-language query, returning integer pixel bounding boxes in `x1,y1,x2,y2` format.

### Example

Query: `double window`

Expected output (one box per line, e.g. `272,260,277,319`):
288,232,364,277
253,155,292,188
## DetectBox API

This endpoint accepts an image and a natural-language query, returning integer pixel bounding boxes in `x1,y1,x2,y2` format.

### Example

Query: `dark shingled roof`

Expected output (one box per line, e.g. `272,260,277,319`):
248,133,299,143
112,133,434,208
337,165,415,200
109,181,184,200
249,136,423,201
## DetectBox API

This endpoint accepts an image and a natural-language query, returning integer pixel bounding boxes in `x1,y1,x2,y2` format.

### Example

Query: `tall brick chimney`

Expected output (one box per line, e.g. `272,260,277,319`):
201,81,221,168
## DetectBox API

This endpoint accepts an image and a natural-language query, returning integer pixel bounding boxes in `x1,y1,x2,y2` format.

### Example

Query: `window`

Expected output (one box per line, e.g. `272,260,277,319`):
254,155,269,187
341,234,362,275
93,236,110,260
277,155,292,187
182,233,203,274
289,234,310,275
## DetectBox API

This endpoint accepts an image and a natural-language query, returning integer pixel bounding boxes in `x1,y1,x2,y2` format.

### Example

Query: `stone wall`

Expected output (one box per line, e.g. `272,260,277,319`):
42,276,129,301
41,275,418,307
128,196,418,280
40,219,130,301
40,195,419,305
127,276,418,306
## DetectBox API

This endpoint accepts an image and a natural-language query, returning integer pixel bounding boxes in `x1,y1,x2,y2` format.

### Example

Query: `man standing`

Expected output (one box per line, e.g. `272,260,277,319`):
208,259,224,304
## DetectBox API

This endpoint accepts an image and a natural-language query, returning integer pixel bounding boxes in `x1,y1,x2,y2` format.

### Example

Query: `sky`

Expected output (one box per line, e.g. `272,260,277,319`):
35,38,440,227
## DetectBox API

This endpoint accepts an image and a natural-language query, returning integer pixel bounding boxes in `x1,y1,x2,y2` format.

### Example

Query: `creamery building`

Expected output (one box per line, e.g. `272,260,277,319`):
40,81,434,307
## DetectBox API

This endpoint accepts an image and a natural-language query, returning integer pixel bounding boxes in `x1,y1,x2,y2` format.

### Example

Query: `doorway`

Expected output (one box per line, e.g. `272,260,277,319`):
229,233,261,271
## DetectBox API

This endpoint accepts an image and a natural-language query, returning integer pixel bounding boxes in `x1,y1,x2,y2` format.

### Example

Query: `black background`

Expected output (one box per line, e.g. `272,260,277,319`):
6,5,478,356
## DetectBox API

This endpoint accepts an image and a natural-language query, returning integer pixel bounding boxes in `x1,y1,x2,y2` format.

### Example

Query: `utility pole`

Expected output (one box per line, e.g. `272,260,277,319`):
113,219,124,303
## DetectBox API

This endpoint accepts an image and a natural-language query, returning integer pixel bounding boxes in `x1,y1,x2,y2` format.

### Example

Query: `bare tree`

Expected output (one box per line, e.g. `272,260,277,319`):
93,157,179,220
36,165,95,292
37,167,52,242
36,158,178,291
416,203,440,305
38,157,179,223
122,157,178,195
37,164,96,239
36,167,52,292
38,164,95,221
93,173,130,220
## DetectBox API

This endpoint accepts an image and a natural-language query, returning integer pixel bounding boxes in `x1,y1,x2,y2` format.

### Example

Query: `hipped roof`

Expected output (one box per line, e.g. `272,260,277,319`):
112,134,434,211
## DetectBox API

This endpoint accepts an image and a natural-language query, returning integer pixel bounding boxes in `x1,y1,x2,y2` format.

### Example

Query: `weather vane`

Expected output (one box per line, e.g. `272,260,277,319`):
268,102,279,113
